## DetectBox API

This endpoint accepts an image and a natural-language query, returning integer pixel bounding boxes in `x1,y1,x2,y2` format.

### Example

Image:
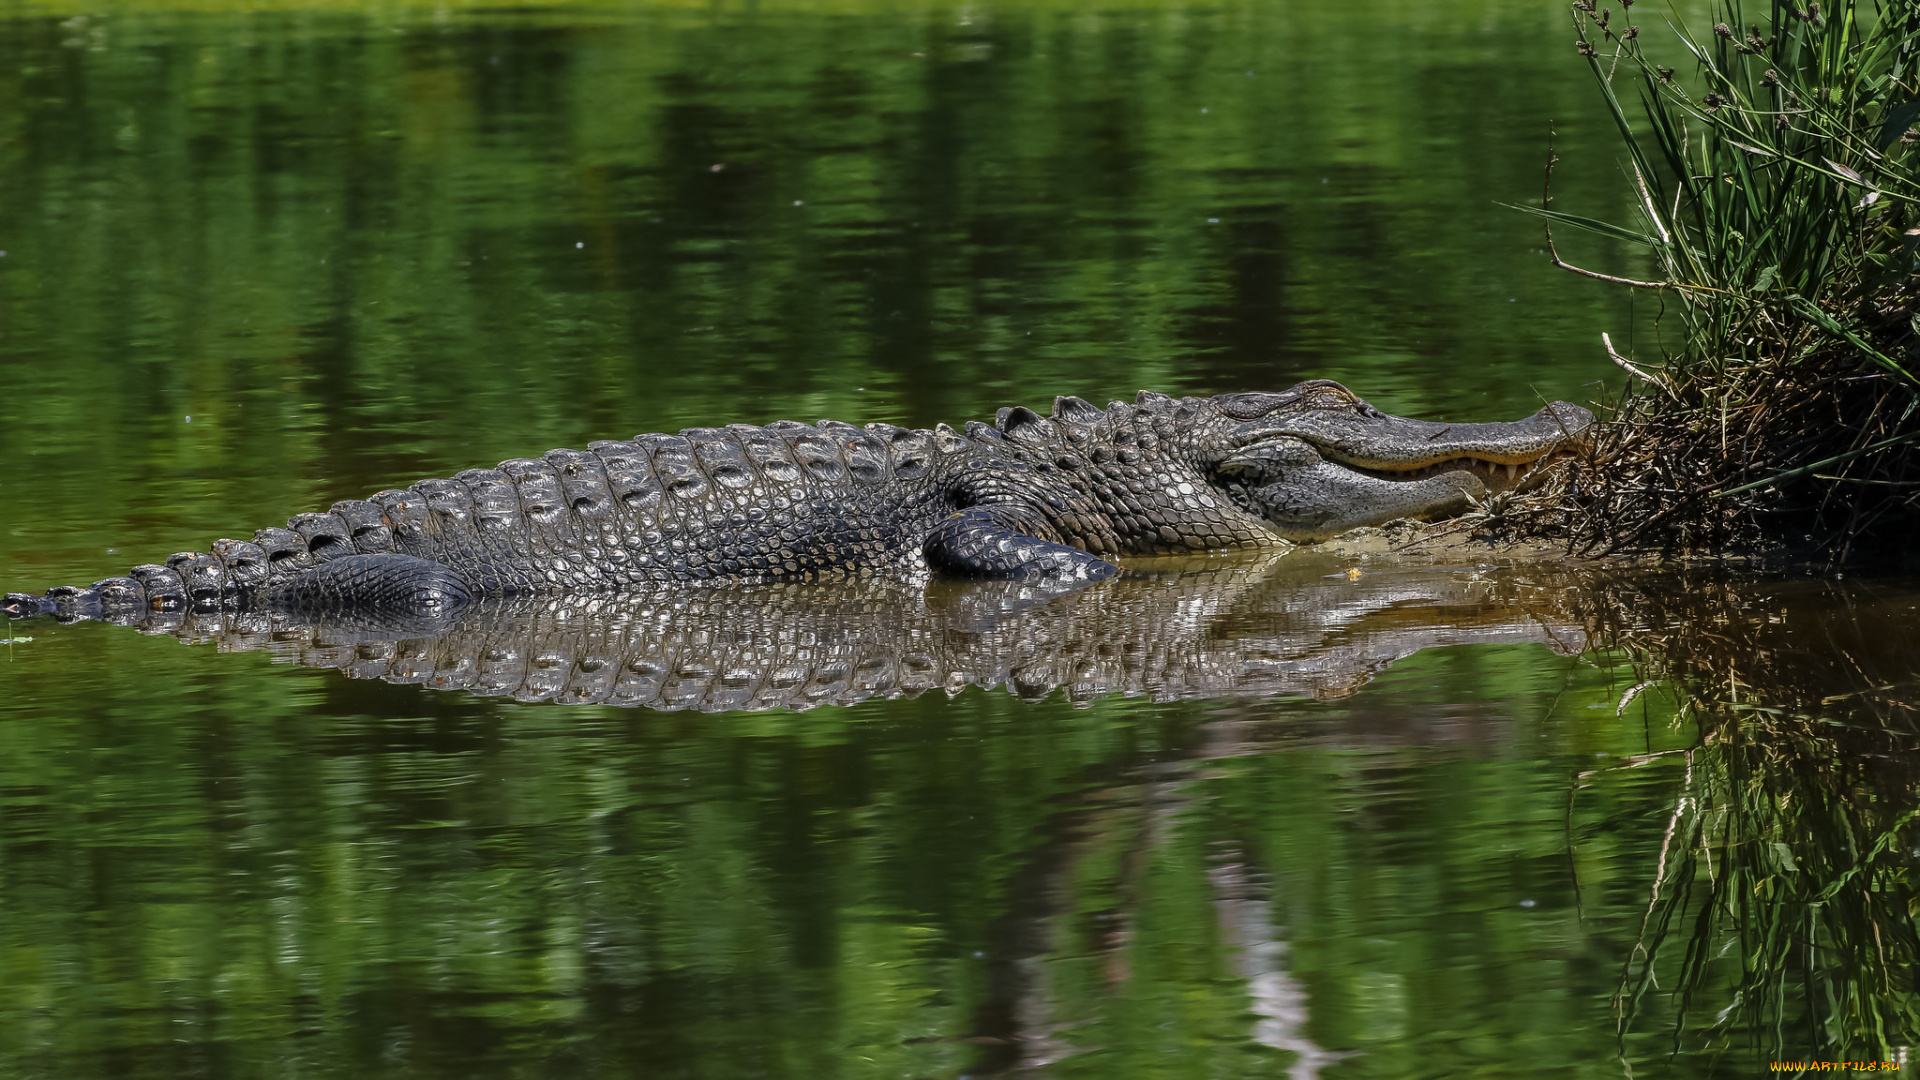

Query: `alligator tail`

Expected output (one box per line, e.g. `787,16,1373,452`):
4,502,468,623
3,535,276,622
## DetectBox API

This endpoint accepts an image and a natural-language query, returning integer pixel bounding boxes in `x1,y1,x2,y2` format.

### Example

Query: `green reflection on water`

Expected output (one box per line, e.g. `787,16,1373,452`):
0,1,1883,1077
1,626,1698,1077
0,0,1653,586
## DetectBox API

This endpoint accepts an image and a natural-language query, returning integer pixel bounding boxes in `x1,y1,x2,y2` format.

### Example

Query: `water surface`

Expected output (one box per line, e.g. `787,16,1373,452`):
1,2,1914,1076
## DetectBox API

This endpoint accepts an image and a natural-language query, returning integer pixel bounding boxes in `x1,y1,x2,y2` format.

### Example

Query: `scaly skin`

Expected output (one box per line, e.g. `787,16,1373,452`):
4,380,1593,621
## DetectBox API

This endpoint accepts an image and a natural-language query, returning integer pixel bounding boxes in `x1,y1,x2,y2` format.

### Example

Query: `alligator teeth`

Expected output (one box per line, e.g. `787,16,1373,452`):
1505,462,1518,481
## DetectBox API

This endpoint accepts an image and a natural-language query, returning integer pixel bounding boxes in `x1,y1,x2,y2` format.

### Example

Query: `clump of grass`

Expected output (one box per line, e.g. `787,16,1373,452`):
1509,0,1920,562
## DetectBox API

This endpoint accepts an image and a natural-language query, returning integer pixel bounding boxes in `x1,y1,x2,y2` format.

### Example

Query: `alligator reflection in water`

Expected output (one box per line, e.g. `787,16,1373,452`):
16,542,1920,1068
112,549,1593,710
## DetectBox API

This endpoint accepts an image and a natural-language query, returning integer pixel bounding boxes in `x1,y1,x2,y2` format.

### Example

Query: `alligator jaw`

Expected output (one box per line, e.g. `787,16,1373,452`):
1215,396,1595,542
1216,460,1488,543
1340,450,1569,496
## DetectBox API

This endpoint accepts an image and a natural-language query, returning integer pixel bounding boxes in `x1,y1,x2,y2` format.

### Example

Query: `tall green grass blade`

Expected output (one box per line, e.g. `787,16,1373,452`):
1503,203,1664,246
1786,296,1916,380
1877,98,1920,148
1714,429,1920,497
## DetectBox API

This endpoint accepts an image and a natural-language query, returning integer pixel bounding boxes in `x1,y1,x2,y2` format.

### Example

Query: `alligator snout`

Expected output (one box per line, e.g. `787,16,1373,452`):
1217,396,1595,542
1322,400,1594,470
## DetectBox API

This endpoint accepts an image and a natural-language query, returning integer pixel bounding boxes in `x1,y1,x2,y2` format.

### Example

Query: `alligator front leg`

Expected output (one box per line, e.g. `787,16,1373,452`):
923,505,1120,583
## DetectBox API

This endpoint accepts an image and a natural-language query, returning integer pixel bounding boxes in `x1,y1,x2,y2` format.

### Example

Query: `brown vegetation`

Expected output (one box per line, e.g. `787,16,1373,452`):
1500,0,1920,564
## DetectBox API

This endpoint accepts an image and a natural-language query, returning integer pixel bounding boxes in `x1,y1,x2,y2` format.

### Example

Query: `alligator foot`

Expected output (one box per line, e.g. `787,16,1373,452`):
924,506,1121,584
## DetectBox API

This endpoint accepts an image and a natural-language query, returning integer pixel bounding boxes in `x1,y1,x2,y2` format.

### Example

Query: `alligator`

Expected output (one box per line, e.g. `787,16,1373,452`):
3,380,1592,621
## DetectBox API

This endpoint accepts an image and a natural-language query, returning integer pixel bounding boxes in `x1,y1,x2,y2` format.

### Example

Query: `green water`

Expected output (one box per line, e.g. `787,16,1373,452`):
0,2,1914,1076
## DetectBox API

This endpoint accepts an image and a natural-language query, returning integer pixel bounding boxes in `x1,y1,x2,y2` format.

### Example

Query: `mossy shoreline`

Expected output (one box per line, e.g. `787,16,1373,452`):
1508,0,1919,565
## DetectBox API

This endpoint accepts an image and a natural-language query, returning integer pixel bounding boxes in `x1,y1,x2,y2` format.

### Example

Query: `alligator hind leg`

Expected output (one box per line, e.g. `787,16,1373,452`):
924,505,1120,583
267,553,474,617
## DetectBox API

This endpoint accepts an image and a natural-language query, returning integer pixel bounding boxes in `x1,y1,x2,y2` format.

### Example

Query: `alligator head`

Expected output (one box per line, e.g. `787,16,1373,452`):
1206,380,1594,542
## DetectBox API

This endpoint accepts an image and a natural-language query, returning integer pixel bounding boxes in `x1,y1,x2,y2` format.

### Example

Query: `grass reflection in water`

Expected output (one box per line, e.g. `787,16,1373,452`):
1581,574,1920,1064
